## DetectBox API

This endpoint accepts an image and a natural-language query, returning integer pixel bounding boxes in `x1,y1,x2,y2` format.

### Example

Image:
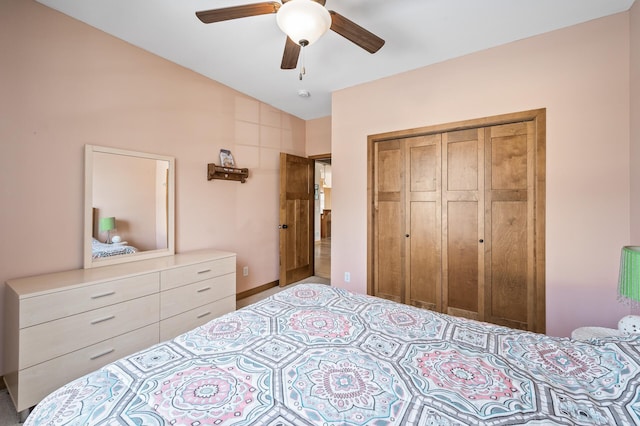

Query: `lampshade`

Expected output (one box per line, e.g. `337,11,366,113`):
276,0,331,46
99,217,116,232
618,246,640,305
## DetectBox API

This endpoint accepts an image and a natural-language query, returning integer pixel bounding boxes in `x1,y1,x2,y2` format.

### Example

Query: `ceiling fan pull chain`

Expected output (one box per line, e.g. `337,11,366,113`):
299,40,308,80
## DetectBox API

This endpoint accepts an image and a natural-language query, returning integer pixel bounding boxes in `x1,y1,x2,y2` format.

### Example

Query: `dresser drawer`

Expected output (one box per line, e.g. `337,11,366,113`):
20,294,160,369
15,323,159,412
160,273,235,320
160,257,235,291
160,295,235,341
20,273,159,328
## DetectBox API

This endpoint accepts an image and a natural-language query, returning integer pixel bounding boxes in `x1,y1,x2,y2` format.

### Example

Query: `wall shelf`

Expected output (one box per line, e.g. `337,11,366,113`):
207,164,249,183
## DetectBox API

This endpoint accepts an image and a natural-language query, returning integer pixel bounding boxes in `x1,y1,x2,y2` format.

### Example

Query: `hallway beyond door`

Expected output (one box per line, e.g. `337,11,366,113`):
315,237,330,279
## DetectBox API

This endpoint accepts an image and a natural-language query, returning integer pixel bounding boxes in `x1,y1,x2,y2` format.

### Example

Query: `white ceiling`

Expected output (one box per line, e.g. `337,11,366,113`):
37,0,635,120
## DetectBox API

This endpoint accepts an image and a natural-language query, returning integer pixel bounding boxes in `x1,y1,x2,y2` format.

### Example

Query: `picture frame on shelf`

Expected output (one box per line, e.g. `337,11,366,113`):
219,149,235,168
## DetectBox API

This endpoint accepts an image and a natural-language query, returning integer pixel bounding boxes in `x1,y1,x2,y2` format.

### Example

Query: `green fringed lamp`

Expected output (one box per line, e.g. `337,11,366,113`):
99,217,116,244
618,246,640,332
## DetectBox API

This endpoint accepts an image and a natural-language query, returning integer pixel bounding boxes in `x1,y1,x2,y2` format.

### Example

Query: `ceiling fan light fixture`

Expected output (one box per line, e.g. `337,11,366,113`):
276,0,331,46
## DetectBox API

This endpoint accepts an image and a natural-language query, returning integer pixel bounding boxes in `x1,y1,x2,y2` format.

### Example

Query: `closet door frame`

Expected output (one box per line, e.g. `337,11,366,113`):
367,108,546,333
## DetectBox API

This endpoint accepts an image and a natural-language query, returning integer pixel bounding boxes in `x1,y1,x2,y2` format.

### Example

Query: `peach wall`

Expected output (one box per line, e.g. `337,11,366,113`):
332,13,632,337
305,116,332,156
93,153,159,250
0,0,305,374
631,2,640,243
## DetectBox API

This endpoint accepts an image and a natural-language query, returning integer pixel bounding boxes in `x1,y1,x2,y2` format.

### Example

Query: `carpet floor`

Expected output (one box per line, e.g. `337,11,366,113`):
0,389,21,425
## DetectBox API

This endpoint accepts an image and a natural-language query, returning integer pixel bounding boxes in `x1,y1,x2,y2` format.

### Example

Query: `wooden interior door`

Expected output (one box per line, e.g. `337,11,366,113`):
372,139,404,302
279,153,314,287
442,129,485,321
484,122,535,330
406,134,442,310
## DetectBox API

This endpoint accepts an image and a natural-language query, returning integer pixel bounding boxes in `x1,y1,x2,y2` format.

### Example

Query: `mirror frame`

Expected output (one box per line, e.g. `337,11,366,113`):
84,145,175,268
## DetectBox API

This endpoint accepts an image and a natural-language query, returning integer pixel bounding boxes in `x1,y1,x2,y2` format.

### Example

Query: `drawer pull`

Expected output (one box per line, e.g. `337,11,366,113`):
90,315,115,325
197,286,211,293
91,291,116,299
90,348,115,360
197,311,211,319
197,269,212,274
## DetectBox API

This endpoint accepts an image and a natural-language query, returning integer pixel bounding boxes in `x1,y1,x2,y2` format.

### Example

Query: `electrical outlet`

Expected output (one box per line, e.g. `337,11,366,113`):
242,266,249,277
344,272,350,282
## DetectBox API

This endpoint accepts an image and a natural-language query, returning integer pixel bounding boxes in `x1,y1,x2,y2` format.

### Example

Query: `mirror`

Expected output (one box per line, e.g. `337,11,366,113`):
84,145,175,268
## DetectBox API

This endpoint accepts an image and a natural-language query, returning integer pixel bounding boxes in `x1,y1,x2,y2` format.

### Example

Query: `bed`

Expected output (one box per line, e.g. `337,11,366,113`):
25,284,640,425
91,238,138,259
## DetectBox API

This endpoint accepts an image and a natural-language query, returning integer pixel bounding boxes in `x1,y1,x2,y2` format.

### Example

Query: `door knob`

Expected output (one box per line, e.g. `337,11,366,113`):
282,224,288,229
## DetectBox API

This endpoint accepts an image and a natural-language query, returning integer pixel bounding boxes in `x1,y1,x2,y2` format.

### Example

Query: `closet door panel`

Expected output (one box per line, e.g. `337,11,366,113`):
409,202,439,309
374,140,403,302
442,130,484,320
377,201,403,301
378,147,401,192
410,144,438,192
407,136,441,309
447,139,479,191
446,201,479,316
484,122,534,330
490,124,528,190
490,201,527,324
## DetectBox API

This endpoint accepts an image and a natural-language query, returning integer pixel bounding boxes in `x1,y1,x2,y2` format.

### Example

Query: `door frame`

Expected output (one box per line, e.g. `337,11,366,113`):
309,154,332,278
278,153,332,286
367,109,546,331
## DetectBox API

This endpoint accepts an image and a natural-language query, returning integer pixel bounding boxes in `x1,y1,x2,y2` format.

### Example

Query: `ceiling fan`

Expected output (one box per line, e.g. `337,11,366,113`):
195,0,385,72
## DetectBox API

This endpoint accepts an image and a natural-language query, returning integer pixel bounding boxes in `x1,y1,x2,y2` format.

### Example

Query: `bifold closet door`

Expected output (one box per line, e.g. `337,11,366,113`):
405,134,442,310
442,129,485,321
369,109,545,333
372,139,403,303
483,121,535,330
373,135,443,308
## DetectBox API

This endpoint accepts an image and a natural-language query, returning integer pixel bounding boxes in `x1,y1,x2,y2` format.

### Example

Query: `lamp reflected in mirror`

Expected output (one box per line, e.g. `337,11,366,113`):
99,216,116,243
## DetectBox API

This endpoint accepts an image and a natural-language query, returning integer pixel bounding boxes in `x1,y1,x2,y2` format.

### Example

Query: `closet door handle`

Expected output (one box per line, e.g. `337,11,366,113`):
405,234,410,238
479,239,484,243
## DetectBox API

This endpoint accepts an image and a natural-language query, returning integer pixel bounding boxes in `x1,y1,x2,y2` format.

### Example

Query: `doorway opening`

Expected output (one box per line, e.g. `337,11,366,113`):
313,156,331,280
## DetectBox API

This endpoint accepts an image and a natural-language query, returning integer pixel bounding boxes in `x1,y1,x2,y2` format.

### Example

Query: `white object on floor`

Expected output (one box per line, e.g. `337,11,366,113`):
618,315,640,333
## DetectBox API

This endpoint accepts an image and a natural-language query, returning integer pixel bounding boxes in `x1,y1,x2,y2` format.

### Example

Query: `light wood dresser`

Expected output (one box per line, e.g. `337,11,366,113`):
3,248,236,413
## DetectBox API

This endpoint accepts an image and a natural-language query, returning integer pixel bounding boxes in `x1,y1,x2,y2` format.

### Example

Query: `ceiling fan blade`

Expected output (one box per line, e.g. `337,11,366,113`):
196,2,280,24
281,0,326,4
281,37,301,70
329,11,385,54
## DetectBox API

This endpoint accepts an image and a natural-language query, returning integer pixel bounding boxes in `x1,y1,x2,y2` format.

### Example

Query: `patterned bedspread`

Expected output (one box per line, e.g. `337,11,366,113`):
26,284,640,425
91,238,138,259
